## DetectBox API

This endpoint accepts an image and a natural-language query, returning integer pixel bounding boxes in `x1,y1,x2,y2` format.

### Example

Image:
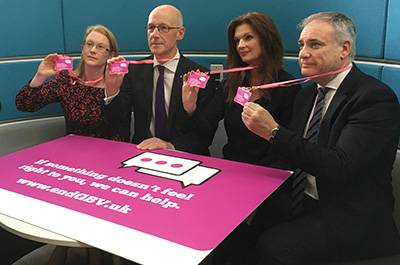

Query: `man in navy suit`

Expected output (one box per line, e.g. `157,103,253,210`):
103,4,215,155
242,12,400,264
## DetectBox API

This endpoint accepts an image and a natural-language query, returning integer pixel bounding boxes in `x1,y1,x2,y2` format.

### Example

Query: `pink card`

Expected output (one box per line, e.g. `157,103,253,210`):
234,86,252,106
55,57,73,70
110,61,129,74
186,73,210,88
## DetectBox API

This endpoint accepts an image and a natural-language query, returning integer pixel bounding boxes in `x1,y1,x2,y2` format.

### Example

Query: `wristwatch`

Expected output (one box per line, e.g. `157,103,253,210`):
270,125,280,141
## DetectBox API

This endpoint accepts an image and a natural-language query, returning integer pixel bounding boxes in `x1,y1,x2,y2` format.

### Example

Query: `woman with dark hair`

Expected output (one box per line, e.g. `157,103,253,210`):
182,11,301,166
16,25,130,142
182,12,301,265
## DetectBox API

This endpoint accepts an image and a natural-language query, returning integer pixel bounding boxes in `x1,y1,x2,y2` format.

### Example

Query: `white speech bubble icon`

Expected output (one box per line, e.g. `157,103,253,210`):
121,152,201,175
137,165,220,188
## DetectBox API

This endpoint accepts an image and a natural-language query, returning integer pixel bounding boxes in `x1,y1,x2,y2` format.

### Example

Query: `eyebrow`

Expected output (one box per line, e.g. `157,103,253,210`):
234,31,253,39
85,40,107,45
298,38,320,43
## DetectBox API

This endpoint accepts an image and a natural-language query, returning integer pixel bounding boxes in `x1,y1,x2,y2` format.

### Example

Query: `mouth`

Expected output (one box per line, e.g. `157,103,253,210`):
300,62,314,68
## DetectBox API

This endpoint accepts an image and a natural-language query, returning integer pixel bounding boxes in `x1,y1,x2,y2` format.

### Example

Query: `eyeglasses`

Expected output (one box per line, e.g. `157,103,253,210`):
82,42,110,53
145,24,181,34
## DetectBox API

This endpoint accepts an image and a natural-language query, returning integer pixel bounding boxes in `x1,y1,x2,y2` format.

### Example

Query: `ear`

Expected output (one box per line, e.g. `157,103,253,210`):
340,40,351,59
177,27,185,41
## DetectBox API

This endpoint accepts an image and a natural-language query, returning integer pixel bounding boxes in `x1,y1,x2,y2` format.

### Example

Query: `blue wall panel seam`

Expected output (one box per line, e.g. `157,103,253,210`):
61,0,66,54
381,0,390,68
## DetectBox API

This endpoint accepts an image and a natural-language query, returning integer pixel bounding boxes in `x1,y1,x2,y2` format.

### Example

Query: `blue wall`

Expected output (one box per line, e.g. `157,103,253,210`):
1,0,400,121
1,0,397,58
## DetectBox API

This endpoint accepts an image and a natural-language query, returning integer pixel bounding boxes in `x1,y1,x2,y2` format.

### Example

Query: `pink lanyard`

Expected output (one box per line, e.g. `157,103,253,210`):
247,64,353,91
68,70,104,84
125,58,179,64
206,64,352,89
109,58,179,74
71,58,180,83
206,65,259,75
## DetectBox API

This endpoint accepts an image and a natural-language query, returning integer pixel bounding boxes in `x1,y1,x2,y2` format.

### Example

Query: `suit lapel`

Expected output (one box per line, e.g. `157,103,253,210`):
143,57,155,126
295,84,318,135
168,54,187,125
318,64,360,146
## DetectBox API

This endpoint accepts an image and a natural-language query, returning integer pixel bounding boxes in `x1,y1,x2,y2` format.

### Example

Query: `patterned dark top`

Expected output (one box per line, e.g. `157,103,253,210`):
16,70,130,142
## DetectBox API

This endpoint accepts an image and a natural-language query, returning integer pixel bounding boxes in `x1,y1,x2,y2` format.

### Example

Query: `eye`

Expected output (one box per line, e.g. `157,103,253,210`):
245,35,253,40
97,45,105,50
160,25,169,31
311,42,321,48
86,42,94,48
147,25,156,31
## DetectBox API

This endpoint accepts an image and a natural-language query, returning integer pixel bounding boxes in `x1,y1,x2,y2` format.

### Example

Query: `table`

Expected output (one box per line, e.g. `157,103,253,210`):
0,213,122,264
0,135,291,265
0,213,89,247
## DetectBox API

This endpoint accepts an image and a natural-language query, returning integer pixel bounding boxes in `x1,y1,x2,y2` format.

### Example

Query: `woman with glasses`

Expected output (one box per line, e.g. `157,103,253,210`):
16,25,130,142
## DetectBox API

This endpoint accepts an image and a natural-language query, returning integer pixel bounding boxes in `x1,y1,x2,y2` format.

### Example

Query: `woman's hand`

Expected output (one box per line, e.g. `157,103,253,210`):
30,53,62,87
105,56,126,97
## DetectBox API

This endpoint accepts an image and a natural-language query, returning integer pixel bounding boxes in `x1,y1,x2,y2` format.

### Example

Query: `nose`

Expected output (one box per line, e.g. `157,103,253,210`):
299,47,310,60
237,39,245,48
151,27,161,37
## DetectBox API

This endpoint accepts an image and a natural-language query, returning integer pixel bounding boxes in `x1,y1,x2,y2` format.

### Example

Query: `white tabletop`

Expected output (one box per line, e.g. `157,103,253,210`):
0,213,90,247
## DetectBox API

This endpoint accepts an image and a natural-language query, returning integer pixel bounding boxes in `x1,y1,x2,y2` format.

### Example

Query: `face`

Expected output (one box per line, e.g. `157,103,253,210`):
147,6,185,60
234,23,263,66
298,19,351,85
82,31,113,68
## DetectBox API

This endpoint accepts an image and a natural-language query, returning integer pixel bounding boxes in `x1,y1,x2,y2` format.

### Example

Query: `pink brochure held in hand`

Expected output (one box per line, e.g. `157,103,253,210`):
186,73,210,88
55,57,73,70
234,86,252,106
110,61,129,74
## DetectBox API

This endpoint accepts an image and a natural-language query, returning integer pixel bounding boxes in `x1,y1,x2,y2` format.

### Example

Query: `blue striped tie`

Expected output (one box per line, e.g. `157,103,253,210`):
292,87,329,216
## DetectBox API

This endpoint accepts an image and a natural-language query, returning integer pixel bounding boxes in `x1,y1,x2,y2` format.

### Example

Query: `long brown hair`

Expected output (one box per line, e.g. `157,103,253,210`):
74,25,119,78
225,12,284,102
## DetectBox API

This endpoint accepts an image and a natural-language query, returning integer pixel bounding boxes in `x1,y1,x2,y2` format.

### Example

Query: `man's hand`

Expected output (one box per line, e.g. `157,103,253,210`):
182,70,200,115
242,102,279,141
136,137,176,151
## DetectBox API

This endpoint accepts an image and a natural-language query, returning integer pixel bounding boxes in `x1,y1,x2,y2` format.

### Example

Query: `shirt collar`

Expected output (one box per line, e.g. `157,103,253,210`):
153,49,180,73
318,63,352,91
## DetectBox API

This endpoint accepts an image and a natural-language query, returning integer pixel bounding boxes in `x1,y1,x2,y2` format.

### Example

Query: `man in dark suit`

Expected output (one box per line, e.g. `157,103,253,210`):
103,4,215,155
242,12,400,264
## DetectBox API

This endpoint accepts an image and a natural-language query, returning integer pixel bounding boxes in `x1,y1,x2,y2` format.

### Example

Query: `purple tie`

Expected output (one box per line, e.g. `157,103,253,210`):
155,65,167,140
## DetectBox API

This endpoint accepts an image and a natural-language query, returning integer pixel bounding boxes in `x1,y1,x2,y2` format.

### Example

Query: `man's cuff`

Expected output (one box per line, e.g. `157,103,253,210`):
103,89,119,105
